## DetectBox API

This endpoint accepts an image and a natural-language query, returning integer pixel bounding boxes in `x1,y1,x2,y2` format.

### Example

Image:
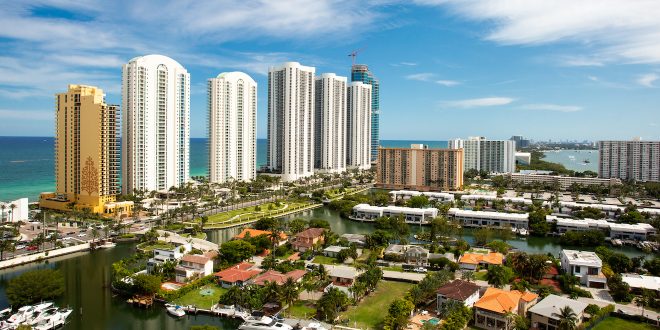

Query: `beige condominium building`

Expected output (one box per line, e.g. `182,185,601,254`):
40,85,132,216
376,144,464,191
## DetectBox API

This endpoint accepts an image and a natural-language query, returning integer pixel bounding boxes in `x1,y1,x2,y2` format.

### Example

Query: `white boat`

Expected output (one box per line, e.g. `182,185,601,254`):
517,229,529,236
165,304,185,318
4,302,53,328
28,307,59,325
98,241,116,249
238,315,293,330
300,322,328,330
33,308,72,330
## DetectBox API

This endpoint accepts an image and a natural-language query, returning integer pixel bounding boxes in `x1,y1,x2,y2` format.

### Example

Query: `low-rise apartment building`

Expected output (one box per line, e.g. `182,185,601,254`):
560,250,606,288
389,190,455,203
351,204,438,225
507,172,621,190
447,208,529,229
546,216,656,241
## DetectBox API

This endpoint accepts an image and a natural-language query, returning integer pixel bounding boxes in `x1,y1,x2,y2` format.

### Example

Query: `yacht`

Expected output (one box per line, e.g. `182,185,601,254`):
33,308,72,330
98,241,116,249
165,304,185,318
28,307,59,326
6,302,52,325
238,314,293,330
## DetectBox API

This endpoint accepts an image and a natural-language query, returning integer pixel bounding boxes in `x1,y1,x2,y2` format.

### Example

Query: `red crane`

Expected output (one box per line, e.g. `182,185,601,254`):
348,47,366,65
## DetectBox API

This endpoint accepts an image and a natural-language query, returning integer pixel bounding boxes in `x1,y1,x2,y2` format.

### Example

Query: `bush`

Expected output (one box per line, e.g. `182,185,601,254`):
579,305,614,329
6,269,65,306
559,230,605,246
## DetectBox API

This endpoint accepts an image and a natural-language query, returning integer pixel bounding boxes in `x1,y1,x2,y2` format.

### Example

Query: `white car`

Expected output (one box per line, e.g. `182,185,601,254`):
60,237,73,241
413,267,428,273
15,244,26,250
77,233,87,237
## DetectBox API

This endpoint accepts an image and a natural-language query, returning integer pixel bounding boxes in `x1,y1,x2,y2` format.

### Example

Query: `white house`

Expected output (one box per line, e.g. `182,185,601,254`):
175,254,214,283
620,273,660,293
436,280,481,314
146,242,192,273
447,208,529,229
323,246,349,258
529,295,588,330
560,250,606,288
0,198,29,222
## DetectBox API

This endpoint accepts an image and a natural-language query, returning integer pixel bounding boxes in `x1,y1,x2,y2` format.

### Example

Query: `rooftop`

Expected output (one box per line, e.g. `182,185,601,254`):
459,252,504,265
475,288,538,314
561,250,602,267
621,273,660,291
436,280,480,301
528,294,588,319
214,262,260,283
251,269,307,286
295,227,325,239
234,228,287,240
180,254,211,265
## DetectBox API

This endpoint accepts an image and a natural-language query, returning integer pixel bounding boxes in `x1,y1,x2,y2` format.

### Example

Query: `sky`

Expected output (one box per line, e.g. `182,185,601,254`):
0,0,659,141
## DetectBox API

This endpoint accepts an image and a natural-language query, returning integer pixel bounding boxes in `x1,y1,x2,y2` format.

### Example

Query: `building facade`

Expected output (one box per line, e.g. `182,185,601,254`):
208,72,257,183
448,137,516,173
121,55,190,194
507,172,621,190
350,64,379,162
560,250,606,288
267,62,315,181
346,81,372,170
314,73,347,173
598,140,660,182
376,144,464,191
39,85,121,214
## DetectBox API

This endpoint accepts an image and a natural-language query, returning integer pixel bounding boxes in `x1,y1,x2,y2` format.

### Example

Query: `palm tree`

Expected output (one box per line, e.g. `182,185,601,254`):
9,204,16,222
554,306,578,330
263,281,280,303
0,204,6,222
91,228,100,243
0,240,15,260
279,277,299,315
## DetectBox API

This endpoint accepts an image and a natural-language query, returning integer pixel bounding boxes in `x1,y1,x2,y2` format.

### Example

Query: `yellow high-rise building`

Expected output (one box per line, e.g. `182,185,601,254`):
40,85,131,216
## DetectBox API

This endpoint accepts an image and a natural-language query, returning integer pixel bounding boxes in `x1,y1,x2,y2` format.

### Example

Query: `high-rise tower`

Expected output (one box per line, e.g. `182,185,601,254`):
267,62,315,181
346,81,372,170
208,72,257,183
39,85,121,214
351,64,379,163
314,73,347,173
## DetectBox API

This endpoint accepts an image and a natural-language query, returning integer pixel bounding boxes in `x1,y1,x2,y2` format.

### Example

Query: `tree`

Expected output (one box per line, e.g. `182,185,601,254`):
606,252,632,274
219,240,256,264
383,298,414,330
132,274,161,295
607,274,632,302
474,227,493,246
461,271,475,282
288,219,308,234
554,306,578,330
0,239,15,260
406,196,429,209
279,277,299,315
486,266,514,288
309,218,331,229
6,269,65,306
485,240,510,254
254,217,277,230
316,287,349,322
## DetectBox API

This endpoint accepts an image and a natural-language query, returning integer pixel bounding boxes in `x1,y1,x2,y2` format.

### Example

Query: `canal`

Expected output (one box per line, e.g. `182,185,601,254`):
0,204,648,329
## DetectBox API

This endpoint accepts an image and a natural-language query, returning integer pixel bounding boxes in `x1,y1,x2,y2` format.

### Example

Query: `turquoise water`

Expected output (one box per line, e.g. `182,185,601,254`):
0,137,447,202
541,149,598,172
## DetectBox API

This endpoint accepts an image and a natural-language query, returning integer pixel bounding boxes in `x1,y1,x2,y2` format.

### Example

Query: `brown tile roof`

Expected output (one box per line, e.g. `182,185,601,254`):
436,280,480,301
295,227,325,239
251,269,307,286
214,262,260,283
181,254,211,265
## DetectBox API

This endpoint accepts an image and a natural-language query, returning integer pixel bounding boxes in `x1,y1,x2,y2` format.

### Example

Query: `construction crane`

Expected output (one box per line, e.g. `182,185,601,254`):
348,47,366,65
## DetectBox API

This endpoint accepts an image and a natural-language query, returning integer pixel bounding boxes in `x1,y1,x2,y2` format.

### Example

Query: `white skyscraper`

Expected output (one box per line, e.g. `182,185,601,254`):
208,72,257,183
346,81,372,170
314,73,347,173
121,55,190,194
267,62,315,182
599,139,659,182
448,137,515,173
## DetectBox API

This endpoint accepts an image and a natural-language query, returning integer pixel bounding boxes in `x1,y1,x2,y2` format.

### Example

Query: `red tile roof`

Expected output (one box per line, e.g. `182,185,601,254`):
234,228,287,241
214,262,260,283
295,228,325,239
251,269,307,286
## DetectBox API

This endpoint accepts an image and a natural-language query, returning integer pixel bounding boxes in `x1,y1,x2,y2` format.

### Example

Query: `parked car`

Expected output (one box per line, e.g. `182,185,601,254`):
413,267,428,273
77,233,87,237
26,245,38,251
15,244,26,250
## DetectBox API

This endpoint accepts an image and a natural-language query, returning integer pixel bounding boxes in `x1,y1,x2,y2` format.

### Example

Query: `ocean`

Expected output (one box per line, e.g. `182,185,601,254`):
0,137,448,202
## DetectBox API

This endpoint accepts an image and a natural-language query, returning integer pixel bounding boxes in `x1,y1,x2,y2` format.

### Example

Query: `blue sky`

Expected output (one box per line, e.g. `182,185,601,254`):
0,0,659,141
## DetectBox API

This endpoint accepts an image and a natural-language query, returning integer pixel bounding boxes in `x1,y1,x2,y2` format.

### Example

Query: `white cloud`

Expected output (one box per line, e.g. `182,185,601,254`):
441,97,514,108
637,73,659,87
423,0,660,64
405,73,435,81
435,80,460,86
519,104,583,112
587,76,600,82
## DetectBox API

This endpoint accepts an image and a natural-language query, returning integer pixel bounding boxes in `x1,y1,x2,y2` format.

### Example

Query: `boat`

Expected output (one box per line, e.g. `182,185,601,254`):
32,308,72,330
299,322,328,330
6,302,53,325
165,304,185,318
583,159,590,163
0,308,11,321
98,241,116,249
238,314,293,330
28,307,59,325
517,229,529,236
510,227,517,233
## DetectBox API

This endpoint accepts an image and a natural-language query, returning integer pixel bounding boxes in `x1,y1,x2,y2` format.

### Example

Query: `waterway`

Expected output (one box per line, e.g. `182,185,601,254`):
0,205,648,329
541,149,598,172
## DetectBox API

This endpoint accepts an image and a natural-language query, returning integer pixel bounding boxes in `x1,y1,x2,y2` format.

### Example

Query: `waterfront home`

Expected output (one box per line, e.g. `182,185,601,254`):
175,254,214,283
436,280,481,313
609,223,656,241
233,228,288,246
389,190,454,203
146,242,192,274
323,245,349,258
214,262,261,288
250,269,307,286
620,273,660,293
383,244,430,265
460,194,532,207
325,265,362,298
546,216,656,241
447,208,529,230
340,233,367,246
292,228,325,252
559,250,606,288
351,204,438,225
528,295,588,330
458,251,503,270
474,288,538,330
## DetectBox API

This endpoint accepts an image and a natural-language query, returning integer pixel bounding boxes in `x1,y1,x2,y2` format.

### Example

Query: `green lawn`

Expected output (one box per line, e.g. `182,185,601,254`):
474,271,488,281
340,281,414,329
137,241,175,252
313,255,338,265
171,284,227,309
288,300,317,319
591,317,656,330
203,201,312,226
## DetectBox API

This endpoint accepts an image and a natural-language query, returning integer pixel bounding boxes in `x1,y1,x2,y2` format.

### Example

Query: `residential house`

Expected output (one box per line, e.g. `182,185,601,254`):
214,262,261,288
560,250,606,288
325,265,362,298
250,270,307,286
620,273,660,293
459,251,504,270
174,254,214,283
233,228,288,246
474,288,538,330
436,280,481,314
323,246,349,258
292,228,325,252
383,244,430,265
529,295,588,330
146,242,192,274
340,233,366,247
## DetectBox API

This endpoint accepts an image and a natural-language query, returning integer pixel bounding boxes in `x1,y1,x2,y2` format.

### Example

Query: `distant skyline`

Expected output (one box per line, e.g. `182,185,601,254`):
0,1,659,141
